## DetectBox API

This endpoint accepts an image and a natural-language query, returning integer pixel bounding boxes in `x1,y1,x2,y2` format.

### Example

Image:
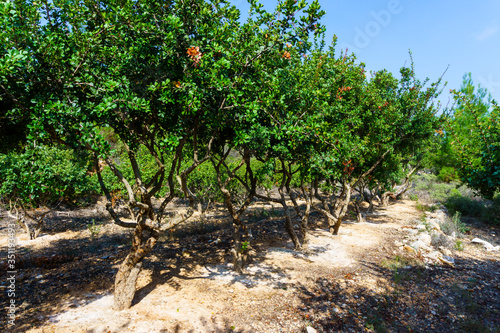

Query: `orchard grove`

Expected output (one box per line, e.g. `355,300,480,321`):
1,0,498,310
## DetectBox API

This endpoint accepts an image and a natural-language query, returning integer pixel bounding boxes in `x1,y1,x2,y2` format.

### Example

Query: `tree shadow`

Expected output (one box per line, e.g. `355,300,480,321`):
295,254,500,333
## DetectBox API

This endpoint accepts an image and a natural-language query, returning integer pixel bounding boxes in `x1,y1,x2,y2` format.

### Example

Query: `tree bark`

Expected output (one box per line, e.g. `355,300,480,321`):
113,220,159,311
381,163,419,207
353,200,365,223
114,256,143,311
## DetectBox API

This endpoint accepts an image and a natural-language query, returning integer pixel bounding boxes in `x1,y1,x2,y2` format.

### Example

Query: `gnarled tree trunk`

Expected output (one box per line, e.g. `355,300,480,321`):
381,163,420,207
212,149,256,272
314,180,352,235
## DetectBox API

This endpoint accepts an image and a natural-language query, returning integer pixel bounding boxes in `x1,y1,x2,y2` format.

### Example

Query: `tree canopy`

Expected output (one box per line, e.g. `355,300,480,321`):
1,0,450,310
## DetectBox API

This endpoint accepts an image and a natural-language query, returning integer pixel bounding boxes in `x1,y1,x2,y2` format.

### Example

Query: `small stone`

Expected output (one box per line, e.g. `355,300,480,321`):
19,301,31,309
306,327,317,333
424,251,441,262
471,238,500,251
417,233,432,246
439,255,455,266
394,240,403,247
428,220,441,231
410,240,430,251
438,246,452,256
404,245,416,254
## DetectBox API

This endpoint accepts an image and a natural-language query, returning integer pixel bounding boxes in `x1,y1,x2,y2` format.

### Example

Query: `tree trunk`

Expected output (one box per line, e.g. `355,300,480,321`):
331,217,342,235
231,220,246,273
114,256,143,311
381,192,393,207
353,201,365,223
381,163,419,206
367,195,374,213
331,182,351,235
282,202,301,250
299,195,311,248
278,184,301,250
32,217,45,239
113,220,159,311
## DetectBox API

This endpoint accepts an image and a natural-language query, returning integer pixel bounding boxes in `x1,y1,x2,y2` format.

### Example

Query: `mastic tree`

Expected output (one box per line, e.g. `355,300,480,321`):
306,58,443,234
447,73,500,199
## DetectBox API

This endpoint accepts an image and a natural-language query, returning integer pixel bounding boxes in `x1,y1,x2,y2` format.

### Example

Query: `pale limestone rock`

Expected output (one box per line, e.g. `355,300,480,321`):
471,238,499,251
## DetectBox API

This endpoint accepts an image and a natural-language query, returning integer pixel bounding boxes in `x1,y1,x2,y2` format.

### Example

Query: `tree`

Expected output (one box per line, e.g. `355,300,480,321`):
448,73,500,199
308,57,442,233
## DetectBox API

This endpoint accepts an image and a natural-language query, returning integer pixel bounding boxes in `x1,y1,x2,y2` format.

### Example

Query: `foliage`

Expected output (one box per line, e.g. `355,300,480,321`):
410,173,461,203
447,73,500,199
455,240,464,251
0,0,329,308
0,144,96,206
437,166,459,183
445,194,500,226
87,219,102,239
439,211,469,237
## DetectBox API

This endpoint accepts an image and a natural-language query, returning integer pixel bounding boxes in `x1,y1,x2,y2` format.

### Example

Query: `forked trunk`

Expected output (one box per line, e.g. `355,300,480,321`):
381,163,419,206
381,192,392,207
330,182,351,235
112,219,159,311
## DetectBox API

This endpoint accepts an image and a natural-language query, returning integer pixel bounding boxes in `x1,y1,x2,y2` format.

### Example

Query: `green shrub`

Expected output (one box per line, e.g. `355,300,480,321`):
409,194,418,201
0,144,97,207
439,211,469,236
445,194,500,226
445,195,484,217
410,173,461,203
437,166,459,183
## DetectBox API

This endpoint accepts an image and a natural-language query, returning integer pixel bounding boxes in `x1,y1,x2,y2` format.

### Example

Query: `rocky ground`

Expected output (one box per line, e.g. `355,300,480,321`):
0,199,499,333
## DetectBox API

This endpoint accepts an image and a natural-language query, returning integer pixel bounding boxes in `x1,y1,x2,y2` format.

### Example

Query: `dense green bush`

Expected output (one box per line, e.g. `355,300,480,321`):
0,144,97,207
437,166,459,183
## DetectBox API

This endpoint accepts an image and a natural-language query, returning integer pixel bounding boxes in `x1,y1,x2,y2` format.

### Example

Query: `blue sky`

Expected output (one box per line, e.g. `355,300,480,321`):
229,0,500,110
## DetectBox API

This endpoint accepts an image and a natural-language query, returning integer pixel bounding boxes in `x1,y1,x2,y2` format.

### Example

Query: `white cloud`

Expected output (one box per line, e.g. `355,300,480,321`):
477,22,499,41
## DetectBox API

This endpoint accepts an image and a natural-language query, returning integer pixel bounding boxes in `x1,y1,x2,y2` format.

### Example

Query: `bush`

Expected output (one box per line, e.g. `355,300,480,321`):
409,173,460,204
431,232,454,249
439,211,469,237
445,194,500,226
437,166,459,183
445,195,484,217
0,144,97,207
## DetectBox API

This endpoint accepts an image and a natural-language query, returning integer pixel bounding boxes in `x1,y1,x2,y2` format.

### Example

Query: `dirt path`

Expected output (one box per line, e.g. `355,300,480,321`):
2,200,499,332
